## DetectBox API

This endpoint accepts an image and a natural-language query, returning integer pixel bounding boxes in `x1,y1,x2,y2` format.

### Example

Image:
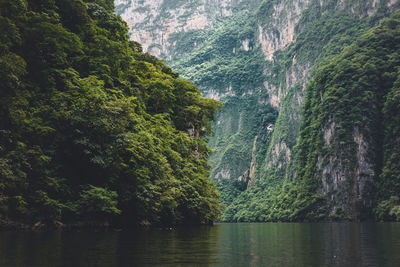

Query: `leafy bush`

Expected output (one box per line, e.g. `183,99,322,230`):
77,185,120,219
376,196,400,221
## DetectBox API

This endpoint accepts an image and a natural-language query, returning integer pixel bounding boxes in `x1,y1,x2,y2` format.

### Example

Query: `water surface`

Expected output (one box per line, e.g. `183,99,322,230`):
1,222,399,266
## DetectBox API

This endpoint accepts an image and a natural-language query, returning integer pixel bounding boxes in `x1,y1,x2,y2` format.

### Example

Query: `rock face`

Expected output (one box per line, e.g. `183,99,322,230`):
116,0,400,221
115,0,260,58
295,10,400,220
316,126,376,217
257,0,311,62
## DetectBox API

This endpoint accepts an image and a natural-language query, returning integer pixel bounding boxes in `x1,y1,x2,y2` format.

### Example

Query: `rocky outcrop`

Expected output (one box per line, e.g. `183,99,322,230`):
258,0,398,192
352,128,376,213
115,0,261,58
257,0,311,62
315,123,378,217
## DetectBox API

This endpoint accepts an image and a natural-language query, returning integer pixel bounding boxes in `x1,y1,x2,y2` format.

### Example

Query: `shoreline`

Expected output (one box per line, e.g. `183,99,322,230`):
2,218,396,231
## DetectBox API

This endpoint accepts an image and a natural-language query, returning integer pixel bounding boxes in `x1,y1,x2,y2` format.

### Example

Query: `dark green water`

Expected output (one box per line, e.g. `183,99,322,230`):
1,222,399,266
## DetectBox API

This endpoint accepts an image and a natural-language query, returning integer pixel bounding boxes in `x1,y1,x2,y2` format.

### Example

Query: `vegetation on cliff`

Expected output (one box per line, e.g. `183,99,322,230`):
168,9,279,207
0,0,221,227
123,0,398,222
224,10,400,222
296,11,400,220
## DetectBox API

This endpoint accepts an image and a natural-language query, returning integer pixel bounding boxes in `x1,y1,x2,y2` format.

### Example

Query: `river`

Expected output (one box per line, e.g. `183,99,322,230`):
1,222,399,266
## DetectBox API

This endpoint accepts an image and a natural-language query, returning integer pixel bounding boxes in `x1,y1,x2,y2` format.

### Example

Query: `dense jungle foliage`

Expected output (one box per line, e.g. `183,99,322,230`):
0,0,221,227
295,12,400,221
224,10,400,222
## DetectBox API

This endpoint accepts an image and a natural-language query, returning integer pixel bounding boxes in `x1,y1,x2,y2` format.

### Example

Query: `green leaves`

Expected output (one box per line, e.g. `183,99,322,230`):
0,0,221,226
295,11,400,220
376,196,400,221
77,185,121,219
0,0,27,18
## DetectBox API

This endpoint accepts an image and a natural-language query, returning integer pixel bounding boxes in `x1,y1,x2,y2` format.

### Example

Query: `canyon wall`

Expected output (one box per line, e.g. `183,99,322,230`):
116,0,400,221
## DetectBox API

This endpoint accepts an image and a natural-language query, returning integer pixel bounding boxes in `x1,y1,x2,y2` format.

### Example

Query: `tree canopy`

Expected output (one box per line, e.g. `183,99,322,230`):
0,0,221,227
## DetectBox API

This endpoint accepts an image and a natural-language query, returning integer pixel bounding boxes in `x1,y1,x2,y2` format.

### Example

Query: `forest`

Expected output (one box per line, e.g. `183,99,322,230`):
1,0,400,229
0,0,222,228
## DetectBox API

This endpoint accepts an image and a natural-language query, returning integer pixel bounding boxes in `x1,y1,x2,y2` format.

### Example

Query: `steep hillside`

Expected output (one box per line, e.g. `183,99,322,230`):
118,0,400,221
224,0,400,222
295,13,400,220
0,0,221,227
169,11,279,205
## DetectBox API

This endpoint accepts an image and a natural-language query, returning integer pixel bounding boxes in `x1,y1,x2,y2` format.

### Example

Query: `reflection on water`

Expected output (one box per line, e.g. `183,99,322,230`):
214,223,399,267
0,223,399,266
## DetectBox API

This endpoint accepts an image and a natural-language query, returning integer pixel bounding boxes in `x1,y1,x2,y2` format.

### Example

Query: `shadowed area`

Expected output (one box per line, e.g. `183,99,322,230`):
1,222,400,266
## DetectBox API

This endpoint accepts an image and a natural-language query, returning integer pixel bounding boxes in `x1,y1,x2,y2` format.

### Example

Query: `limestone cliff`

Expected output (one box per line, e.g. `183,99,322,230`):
116,0,400,221
115,0,261,58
